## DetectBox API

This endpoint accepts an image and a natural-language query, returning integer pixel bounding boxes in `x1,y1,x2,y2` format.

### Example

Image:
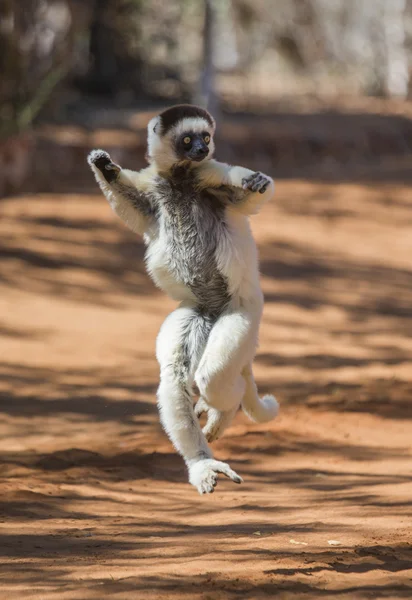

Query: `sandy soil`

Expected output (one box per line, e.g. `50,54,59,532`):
0,179,412,599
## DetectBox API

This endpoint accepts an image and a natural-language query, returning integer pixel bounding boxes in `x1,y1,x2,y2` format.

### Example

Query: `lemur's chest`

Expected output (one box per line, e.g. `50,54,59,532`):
145,175,231,309
155,176,226,260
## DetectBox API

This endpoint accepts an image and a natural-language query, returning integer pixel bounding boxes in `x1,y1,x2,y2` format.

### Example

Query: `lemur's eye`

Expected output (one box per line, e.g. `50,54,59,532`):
183,136,191,145
204,135,210,144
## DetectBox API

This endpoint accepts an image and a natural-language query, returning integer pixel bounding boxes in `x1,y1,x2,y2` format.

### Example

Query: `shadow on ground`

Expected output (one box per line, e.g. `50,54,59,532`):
0,167,412,598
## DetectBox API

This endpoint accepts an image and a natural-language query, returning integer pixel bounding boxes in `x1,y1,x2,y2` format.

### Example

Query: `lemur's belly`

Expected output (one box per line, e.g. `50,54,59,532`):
145,223,262,315
145,238,196,302
146,232,230,311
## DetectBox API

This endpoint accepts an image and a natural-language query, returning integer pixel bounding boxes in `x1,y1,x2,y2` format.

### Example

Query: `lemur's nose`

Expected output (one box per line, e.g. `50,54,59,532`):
195,146,208,156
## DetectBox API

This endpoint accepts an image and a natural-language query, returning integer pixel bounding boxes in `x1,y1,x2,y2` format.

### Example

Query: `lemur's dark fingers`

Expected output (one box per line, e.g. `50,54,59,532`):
87,149,121,183
249,177,266,192
242,171,271,193
258,180,270,194
88,149,111,169
244,176,269,193
251,175,270,193
241,171,261,189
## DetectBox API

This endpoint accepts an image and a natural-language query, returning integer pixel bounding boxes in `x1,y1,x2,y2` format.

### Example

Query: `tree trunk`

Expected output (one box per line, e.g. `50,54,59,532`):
195,0,219,119
383,0,409,98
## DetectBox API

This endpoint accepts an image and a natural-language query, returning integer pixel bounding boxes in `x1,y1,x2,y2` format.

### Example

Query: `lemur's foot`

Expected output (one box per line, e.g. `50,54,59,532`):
195,398,230,443
242,171,270,194
87,149,121,183
188,458,243,494
195,398,217,442
194,397,209,419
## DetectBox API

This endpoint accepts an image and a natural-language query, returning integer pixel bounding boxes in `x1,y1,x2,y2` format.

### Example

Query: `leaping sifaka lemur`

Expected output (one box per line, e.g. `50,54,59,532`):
88,104,279,494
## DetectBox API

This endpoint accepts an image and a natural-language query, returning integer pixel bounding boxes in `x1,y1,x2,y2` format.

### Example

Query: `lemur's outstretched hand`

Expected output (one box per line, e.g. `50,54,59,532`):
88,149,121,183
242,171,271,194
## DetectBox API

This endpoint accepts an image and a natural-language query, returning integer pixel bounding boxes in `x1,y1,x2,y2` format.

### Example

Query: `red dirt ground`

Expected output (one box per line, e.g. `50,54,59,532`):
0,179,411,599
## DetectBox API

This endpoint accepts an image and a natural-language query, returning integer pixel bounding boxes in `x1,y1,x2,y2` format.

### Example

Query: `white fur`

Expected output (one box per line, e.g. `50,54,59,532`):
156,306,211,461
195,398,239,442
215,209,261,299
87,115,278,494
228,165,275,215
89,153,155,236
188,459,242,493
197,160,276,215
147,116,177,172
145,233,197,302
170,116,214,137
242,363,279,423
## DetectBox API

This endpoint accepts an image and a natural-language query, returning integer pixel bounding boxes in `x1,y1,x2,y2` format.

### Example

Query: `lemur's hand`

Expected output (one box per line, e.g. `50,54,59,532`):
87,149,121,183
242,171,271,194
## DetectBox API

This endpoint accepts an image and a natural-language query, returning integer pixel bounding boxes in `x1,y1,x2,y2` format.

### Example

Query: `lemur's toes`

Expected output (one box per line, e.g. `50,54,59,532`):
189,459,243,494
195,398,208,419
204,429,220,443
214,461,243,484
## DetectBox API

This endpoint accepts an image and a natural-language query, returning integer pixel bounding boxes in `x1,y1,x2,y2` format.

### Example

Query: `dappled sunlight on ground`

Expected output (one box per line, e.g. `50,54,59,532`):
0,180,411,599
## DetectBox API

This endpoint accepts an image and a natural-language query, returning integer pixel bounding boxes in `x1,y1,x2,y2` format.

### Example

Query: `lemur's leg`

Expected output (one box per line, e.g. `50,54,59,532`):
87,149,154,235
195,308,258,413
195,308,279,429
156,306,243,494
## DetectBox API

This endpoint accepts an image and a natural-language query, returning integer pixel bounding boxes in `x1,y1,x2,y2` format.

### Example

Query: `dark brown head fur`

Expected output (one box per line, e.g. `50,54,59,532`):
157,104,215,135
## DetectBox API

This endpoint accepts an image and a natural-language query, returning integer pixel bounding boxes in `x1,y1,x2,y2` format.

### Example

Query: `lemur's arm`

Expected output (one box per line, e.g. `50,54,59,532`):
88,150,157,236
197,159,275,215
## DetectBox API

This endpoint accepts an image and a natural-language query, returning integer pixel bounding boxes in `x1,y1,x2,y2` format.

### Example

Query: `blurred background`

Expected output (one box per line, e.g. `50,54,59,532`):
2,0,412,195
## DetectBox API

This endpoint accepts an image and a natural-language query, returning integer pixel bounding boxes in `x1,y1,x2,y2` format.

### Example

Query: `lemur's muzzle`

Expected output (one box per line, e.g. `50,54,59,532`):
190,141,209,161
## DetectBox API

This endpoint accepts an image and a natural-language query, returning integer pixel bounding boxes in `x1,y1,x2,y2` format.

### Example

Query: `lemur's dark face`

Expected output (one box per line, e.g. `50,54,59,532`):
147,105,216,168
175,130,211,162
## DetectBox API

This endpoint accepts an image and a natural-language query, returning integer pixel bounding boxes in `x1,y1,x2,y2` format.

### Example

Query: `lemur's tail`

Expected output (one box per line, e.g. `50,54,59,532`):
241,364,279,423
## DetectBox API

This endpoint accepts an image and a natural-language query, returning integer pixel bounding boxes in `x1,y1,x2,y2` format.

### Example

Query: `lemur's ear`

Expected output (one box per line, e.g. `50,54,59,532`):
148,115,161,137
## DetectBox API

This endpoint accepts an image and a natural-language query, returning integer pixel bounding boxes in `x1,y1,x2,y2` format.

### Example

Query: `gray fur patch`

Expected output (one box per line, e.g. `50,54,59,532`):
113,181,158,218
171,309,214,403
180,309,215,374
211,184,246,205
153,166,231,317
